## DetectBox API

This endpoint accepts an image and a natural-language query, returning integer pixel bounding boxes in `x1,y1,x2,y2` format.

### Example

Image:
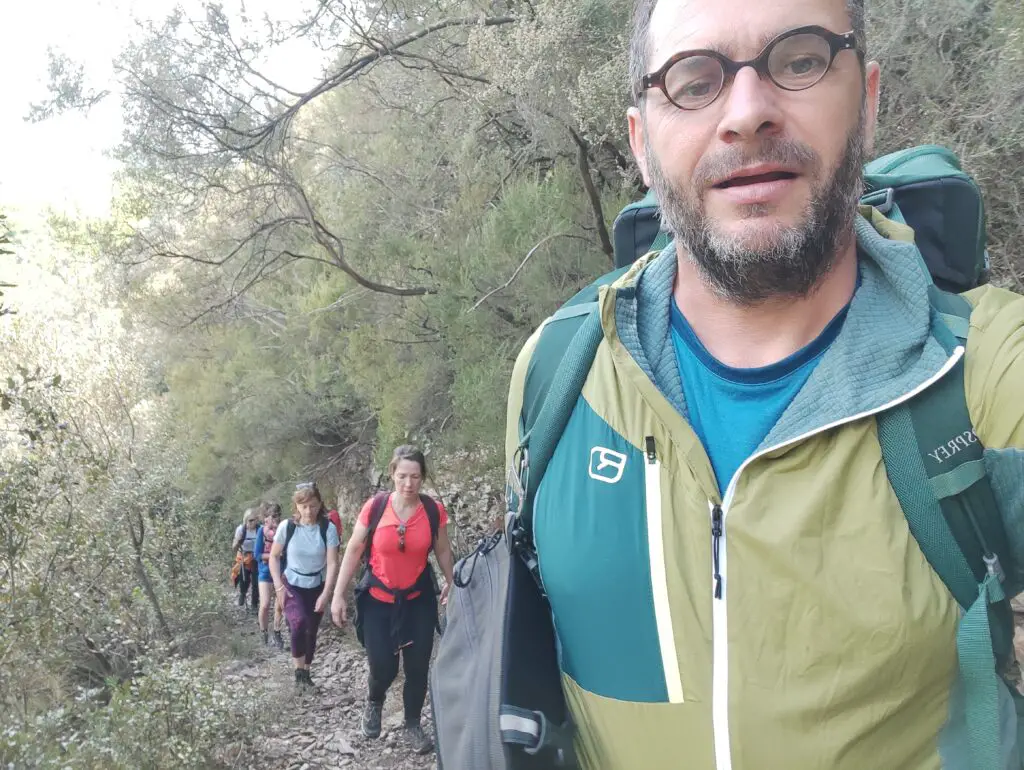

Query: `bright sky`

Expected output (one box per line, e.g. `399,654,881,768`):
0,0,328,336
0,0,326,221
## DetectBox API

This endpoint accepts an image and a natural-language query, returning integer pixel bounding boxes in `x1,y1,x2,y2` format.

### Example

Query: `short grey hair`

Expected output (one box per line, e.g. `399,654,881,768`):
628,0,867,105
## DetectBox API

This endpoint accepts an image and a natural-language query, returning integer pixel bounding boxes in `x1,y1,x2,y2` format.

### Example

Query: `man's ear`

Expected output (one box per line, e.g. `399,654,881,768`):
628,106,652,187
862,60,881,156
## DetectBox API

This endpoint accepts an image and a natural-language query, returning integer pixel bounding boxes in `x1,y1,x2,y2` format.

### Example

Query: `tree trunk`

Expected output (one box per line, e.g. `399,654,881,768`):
569,129,614,261
127,513,173,642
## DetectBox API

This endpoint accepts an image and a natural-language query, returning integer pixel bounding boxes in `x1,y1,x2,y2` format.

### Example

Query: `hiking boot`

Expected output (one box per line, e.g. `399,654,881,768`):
290,668,315,692
404,723,434,755
361,700,383,739
273,630,284,650
237,593,246,606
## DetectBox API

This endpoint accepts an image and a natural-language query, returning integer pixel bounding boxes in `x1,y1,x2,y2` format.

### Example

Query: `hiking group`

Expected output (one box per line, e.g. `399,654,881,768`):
229,445,454,756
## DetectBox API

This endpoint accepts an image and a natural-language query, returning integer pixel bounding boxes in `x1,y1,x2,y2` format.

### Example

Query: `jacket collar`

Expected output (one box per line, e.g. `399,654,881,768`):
609,210,954,448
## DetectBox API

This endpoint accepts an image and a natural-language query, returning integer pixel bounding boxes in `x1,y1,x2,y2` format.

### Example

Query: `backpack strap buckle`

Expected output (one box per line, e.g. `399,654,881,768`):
985,552,1006,584
499,706,576,766
862,186,895,214
505,447,528,527
506,447,547,593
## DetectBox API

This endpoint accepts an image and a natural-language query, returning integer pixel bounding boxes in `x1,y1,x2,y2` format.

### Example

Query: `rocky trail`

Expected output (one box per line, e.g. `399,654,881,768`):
220,597,438,770
213,589,1024,770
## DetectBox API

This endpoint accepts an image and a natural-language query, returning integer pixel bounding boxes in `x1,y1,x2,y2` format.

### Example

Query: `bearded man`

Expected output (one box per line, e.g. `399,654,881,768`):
500,0,1024,767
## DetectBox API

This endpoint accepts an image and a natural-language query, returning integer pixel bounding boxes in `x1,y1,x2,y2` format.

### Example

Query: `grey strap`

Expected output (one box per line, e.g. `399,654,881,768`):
500,705,575,763
549,301,598,323
930,458,987,500
500,706,541,747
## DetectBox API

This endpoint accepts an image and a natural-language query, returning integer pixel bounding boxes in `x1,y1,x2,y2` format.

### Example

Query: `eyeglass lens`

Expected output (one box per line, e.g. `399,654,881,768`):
664,31,834,110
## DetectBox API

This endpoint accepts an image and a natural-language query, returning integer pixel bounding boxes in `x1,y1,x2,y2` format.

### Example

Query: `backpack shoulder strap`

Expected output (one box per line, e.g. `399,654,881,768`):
498,265,642,767
420,495,440,544
282,520,296,553
507,267,629,585
363,492,390,565
879,288,1014,604
877,287,1014,770
318,516,330,548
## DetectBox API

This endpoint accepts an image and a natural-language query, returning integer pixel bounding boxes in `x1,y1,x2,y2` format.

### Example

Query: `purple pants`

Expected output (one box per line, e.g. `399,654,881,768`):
283,581,324,664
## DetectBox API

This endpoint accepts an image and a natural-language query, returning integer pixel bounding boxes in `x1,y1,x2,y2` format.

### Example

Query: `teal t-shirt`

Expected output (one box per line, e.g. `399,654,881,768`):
670,299,850,494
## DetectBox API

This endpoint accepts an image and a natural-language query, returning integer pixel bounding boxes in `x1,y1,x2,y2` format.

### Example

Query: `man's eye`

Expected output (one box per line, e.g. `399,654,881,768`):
681,80,714,97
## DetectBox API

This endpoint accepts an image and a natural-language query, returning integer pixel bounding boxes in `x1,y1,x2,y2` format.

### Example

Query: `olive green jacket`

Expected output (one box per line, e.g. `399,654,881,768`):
505,211,1024,769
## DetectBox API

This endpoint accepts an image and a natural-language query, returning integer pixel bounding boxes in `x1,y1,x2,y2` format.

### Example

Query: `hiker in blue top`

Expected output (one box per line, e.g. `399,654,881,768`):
269,483,340,689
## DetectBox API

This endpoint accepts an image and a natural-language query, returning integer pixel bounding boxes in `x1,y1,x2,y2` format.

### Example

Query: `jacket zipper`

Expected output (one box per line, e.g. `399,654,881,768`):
708,346,965,770
644,436,685,703
710,499,732,770
711,505,724,599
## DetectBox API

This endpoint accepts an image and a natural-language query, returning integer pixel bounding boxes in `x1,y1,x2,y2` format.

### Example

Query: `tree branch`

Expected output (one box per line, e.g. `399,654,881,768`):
468,232,586,311
569,128,614,260
284,170,435,296
240,14,517,148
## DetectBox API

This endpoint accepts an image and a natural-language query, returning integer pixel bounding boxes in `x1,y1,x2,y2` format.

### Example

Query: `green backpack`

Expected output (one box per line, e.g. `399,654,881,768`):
504,145,1019,769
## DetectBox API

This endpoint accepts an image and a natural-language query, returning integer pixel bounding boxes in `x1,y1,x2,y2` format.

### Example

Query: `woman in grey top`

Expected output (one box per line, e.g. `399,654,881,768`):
269,485,340,688
231,508,260,610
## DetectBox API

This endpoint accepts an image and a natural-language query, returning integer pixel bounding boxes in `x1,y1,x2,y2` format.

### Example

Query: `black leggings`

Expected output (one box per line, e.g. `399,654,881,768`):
238,562,258,607
363,593,436,725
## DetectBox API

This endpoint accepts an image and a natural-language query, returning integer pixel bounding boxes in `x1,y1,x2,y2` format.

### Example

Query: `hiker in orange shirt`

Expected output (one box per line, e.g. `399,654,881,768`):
331,445,455,756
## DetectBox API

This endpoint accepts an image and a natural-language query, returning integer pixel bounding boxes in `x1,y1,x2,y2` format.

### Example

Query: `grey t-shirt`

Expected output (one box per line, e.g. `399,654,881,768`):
235,524,258,554
274,519,340,589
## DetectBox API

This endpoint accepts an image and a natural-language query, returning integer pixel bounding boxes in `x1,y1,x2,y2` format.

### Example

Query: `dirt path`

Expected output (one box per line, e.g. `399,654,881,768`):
221,597,438,770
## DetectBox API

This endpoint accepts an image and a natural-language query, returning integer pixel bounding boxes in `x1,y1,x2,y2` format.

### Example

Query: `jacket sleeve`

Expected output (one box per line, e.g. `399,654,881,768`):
964,284,1024,450
964,284,1024,591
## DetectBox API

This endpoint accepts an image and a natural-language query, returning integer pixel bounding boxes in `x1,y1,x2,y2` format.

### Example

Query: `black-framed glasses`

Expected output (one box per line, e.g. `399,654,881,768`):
397,524,406,553
640,25,861,111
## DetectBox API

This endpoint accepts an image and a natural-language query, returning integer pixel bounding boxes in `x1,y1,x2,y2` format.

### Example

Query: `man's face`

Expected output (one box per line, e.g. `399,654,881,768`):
627,0,880,303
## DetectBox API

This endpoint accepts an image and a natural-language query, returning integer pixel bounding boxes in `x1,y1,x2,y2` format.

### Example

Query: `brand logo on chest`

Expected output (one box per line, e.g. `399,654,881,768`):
589,447,628,484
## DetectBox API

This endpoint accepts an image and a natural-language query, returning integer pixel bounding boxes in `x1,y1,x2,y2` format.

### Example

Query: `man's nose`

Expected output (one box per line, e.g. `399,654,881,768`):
716,67,785,144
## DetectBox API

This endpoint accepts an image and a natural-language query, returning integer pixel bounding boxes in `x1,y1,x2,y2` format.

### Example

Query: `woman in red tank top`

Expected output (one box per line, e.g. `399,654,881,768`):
331,445,455,756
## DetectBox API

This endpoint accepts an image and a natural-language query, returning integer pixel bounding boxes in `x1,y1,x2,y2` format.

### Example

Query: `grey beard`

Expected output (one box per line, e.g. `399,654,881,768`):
646,120,865,305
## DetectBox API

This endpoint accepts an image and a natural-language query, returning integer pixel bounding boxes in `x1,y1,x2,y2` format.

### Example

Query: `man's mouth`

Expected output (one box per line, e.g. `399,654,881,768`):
713,170,799,189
